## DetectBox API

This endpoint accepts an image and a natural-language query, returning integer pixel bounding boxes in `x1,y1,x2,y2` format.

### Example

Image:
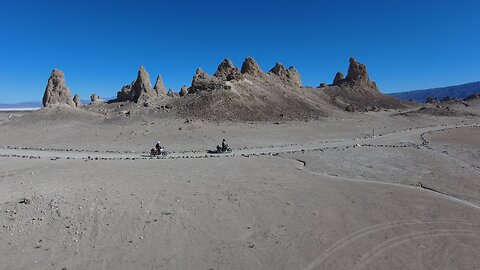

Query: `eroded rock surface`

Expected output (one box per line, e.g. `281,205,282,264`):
189,68,227,94
269,63,302,87
42,69,74,107
117,66,158,103
73,94,82,107
153,75,167,96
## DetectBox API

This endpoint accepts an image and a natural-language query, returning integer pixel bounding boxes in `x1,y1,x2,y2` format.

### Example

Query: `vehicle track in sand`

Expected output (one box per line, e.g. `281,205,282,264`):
351,229,480,270
301,219,480,270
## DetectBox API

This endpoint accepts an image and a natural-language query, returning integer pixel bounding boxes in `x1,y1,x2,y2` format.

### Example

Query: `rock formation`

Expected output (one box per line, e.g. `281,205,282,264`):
226,68,243,81
167,89,175,97
345,104,356,112
179,85,189,97
213,59,234,79
90,93,100,103
117,83,133,102
189,68,227,94
287,66,302,87
332,72,344,86
116,66,158,103
241,57,264,77
322,57,403,110
344,57,377,89
42,68,74,107
268,63,302,87
213,59,243,81
131,65,157,102
269,62,289,77
153,75,167,96
73,94,82,107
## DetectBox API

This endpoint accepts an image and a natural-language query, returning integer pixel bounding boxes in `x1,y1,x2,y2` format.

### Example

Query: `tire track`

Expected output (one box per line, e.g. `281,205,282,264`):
301,220,480,270
352,229,480,270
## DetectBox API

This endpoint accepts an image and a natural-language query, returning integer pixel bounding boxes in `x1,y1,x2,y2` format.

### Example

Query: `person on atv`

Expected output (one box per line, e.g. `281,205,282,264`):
215,139,229,153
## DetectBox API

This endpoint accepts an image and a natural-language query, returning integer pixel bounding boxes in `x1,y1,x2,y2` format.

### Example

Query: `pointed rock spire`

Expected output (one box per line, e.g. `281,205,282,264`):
269,62,288,76
179,85,189,96
42,68,74,107
73,94,81,107
117,66,158,103
214,59,235,79
332,72,345,86
241,57,264,77
268,63,302,87
195,67,206,76
214,59,244,81
153,75,167,96
131,65,157,103
288,66,302,87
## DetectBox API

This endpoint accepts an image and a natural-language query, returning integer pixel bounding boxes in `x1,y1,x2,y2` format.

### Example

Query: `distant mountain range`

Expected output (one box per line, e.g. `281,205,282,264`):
388,82,480,103
0,98,114,110
0,102,42,110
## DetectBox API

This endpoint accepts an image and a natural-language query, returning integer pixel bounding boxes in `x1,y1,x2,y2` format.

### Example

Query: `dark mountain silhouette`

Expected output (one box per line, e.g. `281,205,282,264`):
388,82,480,103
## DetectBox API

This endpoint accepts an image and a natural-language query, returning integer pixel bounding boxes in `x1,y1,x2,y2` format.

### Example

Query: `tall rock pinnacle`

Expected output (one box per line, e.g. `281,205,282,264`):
332,72,345,86
214,59,235,79
131,65,157,103
213,59,244,81
117,66,158,103
42,69,75,107
345,57,377,89
153,75,167,96
73,94,82,107
241,57,264,77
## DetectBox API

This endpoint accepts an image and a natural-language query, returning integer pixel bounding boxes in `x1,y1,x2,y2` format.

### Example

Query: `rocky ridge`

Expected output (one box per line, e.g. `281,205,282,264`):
40,56,405,120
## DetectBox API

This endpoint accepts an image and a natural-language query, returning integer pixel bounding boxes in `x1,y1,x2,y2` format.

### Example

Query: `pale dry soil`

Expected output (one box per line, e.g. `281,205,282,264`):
0,110,479,270
0,109,476,153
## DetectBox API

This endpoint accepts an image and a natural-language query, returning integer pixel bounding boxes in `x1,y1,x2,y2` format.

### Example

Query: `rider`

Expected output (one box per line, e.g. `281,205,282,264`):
221,139,228,152
216,139,229,153
155,141,162,153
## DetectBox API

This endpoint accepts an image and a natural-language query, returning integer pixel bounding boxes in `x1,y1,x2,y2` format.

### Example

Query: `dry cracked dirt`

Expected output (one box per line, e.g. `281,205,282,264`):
0,110,479,270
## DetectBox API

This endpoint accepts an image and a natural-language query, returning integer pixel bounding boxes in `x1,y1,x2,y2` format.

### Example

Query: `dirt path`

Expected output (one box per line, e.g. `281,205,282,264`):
1,123,478,160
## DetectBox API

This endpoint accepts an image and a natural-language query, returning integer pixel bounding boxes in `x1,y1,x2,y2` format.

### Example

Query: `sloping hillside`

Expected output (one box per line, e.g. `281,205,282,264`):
170,58,331,121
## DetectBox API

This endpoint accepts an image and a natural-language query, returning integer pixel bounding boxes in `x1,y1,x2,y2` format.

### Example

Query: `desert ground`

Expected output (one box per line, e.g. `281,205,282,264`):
0,105,479,270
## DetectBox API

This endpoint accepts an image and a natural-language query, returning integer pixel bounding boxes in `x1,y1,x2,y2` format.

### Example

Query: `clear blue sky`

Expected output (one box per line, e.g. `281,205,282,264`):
0,0,479,103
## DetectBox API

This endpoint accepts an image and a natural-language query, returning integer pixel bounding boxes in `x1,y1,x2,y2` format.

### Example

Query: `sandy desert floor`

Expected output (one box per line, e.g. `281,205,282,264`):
0,108,479,270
